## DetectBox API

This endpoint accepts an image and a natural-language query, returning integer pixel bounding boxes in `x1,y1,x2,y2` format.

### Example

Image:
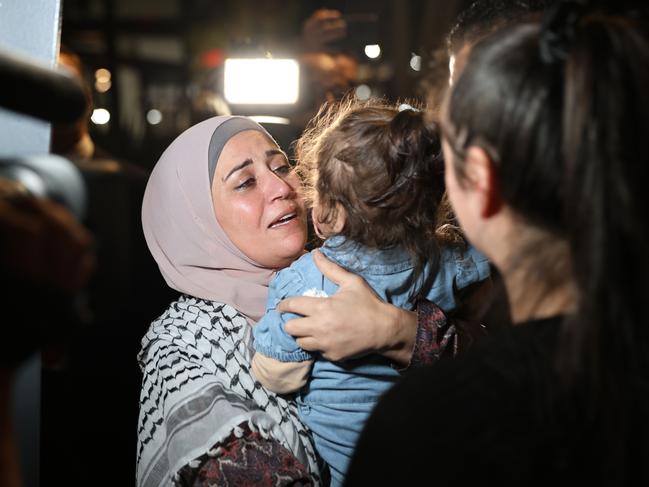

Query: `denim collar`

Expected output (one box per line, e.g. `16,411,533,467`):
319,236,414,275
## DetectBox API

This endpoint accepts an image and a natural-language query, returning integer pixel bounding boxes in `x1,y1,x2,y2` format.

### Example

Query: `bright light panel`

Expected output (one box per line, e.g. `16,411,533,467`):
224,58,299,104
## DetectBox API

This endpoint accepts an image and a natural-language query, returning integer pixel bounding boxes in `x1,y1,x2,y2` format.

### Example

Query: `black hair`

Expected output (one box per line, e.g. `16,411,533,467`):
445,4,649,482
447,0,556,54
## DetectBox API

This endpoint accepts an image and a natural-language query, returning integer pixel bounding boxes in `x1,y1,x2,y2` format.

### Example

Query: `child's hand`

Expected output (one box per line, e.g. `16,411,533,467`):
278,250,417,364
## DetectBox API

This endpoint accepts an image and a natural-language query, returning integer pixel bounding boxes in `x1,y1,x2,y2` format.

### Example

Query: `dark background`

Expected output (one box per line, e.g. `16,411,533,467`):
59,0,472,168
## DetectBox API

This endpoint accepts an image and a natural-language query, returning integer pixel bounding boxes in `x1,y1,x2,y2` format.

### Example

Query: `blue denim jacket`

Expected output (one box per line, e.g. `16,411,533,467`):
253,236,490,486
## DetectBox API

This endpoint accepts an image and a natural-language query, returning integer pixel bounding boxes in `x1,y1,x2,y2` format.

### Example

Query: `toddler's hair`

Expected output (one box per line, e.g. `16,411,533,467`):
294,96,463,269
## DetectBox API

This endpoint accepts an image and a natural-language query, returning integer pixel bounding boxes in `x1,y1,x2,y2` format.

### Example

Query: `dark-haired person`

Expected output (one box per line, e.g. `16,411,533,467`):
251,98,490,486
426,0,555,118
447,0,556,83
342,4,649,485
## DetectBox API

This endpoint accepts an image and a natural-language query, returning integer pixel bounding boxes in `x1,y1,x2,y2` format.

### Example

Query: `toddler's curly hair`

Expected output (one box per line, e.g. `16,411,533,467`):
294,96,463,270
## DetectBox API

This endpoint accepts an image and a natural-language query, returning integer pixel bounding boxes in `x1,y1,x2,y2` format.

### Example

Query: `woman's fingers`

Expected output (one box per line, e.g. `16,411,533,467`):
295,336,322,353
312,249,358,286
283,314,317,338
278,295,324,318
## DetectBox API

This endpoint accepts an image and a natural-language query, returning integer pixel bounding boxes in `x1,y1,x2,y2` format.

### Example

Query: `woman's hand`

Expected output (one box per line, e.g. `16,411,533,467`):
278,250,417,366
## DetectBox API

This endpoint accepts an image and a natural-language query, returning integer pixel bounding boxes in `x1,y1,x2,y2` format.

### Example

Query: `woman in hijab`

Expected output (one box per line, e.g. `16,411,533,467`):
137,116,322,486
136,114,474,486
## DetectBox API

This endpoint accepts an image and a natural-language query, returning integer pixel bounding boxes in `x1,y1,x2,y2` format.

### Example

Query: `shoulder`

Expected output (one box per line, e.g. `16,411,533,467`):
156,295,243,324
403,317,560,401
347,318,563,485
440,244,490,281
269,252,320,297
140,296,248,354
281,251,317,277
423,244,490,310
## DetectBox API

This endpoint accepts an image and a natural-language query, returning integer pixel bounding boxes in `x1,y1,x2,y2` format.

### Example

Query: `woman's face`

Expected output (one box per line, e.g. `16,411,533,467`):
212,130,307,270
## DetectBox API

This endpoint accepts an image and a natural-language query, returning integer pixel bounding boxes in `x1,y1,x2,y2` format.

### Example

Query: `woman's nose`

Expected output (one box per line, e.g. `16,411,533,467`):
267,171,294,201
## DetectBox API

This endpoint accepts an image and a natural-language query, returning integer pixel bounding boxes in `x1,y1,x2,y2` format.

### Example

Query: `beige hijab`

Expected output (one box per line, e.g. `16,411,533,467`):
142,115,279,322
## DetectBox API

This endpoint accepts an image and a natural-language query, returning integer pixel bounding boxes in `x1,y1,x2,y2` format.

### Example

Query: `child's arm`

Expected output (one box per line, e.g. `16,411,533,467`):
251,353,313,394
420,244,492,313
276,250,419,365
252,266,316,394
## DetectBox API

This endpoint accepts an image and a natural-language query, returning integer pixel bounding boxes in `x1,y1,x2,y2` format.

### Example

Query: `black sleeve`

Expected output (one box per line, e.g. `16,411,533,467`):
344,326,545,487
344,360,473,486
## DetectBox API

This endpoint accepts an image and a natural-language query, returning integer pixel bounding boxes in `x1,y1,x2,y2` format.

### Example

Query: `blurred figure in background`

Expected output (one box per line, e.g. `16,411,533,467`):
0,177,94,487
42,46,175,485
51,46,95,160
52,45,173,331
302,8,347,52
296,9,360,132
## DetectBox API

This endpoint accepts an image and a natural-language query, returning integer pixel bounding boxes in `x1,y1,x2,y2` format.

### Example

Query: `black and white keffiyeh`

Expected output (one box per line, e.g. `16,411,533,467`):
136,295,322,486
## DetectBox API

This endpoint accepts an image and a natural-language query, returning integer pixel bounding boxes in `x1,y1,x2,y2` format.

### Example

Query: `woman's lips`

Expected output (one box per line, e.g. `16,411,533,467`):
268,211,298,228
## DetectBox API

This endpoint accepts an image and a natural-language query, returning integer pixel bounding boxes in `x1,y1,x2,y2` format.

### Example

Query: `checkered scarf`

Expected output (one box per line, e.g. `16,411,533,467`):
136,296,322,486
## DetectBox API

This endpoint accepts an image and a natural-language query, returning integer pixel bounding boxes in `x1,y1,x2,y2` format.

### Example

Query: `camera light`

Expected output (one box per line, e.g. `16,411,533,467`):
224,58,299,105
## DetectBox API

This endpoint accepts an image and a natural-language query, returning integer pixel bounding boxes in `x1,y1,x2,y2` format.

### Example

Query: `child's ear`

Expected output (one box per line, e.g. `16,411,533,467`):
311,207,326,240
464,146,503,218
332,204,346,234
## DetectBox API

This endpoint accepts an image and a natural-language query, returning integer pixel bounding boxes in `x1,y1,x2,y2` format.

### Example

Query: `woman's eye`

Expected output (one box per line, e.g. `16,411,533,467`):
272,164,291,175
235,178,255,190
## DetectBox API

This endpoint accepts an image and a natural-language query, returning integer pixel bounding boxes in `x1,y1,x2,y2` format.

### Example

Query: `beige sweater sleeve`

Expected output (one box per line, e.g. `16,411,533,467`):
251,353,313,394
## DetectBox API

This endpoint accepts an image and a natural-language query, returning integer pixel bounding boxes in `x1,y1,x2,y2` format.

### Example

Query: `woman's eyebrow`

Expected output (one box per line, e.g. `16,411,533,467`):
222,158,253,182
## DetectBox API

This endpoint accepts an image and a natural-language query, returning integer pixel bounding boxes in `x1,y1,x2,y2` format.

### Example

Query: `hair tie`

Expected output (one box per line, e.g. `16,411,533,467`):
397,103,420,112
539,0,588,64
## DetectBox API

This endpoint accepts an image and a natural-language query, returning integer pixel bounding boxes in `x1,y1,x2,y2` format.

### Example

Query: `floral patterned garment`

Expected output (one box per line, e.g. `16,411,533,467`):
174,422,316,487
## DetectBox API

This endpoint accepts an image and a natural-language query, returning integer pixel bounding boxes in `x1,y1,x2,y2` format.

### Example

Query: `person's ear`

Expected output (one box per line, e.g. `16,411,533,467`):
311,207,326,239
464,146,503,218
332,204,346,234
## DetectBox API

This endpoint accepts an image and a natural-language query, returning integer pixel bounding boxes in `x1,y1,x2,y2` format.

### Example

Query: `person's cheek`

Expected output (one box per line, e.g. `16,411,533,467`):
286,170,301,189
227,195,263,232
289,174,307,213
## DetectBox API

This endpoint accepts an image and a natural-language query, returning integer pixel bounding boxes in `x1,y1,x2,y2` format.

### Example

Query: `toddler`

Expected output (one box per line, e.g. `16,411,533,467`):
252,98,490,486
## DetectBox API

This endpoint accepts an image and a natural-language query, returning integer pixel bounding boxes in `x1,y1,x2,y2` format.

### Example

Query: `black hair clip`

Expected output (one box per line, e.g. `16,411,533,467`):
539,0,588,64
